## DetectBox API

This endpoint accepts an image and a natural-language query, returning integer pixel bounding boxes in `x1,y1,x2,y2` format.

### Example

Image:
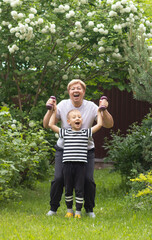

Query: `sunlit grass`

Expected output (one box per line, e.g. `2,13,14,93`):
0,169,152,240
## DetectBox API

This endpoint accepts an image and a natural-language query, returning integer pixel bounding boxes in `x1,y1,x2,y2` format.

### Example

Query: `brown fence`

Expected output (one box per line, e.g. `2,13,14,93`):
93,87,151,159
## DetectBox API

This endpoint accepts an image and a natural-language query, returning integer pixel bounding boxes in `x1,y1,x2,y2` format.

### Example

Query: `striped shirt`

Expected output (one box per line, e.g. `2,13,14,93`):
59,128,92,163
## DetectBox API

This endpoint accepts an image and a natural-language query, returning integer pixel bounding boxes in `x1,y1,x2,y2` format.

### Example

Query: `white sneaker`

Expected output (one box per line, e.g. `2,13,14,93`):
86,212,96,218
46,210,57,216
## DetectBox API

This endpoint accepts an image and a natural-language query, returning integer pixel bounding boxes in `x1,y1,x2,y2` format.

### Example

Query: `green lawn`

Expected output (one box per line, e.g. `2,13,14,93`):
0,169,152,240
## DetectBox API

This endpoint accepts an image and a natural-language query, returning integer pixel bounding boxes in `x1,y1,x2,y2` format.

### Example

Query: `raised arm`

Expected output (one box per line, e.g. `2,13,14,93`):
92,108,103,134
43,98,58,128
102,110,114,128
48,108,60,134
99,97,114,128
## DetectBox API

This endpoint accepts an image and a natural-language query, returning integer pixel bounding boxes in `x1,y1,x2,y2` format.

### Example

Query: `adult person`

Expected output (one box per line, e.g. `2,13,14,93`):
43,79,114,218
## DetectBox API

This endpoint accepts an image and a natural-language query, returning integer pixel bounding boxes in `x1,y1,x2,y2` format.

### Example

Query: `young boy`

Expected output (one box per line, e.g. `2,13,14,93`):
49,105,102,218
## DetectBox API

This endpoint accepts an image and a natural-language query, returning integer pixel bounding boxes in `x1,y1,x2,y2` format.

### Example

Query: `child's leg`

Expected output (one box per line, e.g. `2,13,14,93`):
63,163,74,213
74,163,86,216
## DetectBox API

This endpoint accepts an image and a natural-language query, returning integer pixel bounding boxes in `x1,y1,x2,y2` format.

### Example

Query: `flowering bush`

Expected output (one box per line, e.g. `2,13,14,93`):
0,0,152,113
130,171,152,197
0,106,51,200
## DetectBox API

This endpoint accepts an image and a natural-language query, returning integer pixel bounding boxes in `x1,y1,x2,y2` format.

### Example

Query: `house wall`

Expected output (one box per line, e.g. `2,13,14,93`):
93,87,151,159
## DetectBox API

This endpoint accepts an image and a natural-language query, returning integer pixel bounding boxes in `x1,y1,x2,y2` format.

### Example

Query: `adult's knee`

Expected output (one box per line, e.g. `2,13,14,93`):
53,175,64,185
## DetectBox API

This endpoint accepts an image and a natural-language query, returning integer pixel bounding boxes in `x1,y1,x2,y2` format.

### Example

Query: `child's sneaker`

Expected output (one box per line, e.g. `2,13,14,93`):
65,212,74,218
74,214,81,219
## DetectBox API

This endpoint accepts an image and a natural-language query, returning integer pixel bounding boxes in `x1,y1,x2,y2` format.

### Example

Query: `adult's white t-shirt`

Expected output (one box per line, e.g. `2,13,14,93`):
56,99,98,150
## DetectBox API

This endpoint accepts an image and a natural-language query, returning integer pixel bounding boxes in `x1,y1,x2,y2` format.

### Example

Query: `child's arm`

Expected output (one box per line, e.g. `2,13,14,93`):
91,108,103,134
48,107,60,134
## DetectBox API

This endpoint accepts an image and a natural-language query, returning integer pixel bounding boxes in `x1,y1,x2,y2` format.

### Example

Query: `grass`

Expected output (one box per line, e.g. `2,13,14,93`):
0,169,152,240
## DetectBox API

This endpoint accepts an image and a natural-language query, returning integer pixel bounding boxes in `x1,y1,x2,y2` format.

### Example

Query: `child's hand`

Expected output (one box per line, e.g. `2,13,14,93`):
53,103,57,112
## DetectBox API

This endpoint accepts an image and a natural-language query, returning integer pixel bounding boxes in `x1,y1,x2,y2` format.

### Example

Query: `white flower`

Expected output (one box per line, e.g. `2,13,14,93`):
104,30,108,35
10,0,22,8
11,124,16,129
145,20,151,27
93,27,98,32
29,121,35,127
83,37,89,41
12,119,17,124
130,4,137,12
98,28,105,34
30,8,37,14
97,23,104,28
109,11,117,17
139,23,146,32
47,61,53,66
64,5,70,11
69,10,75,16
62,74,68,80
50,28,56,33
121,0,127,4
55,133,59,138
99,46,105,52
75,21,81,28
113,24,122,31
88,21,94,27
124,7,131,13
56,39,62,44
25,18,30,23
112,52,122,59
59,5,64,10
15,32,20,37
87,12,93,17
18,13,24,19
66,13,70,18
107,0,114,4
69,31,75,37
74,74,79,78
29,14,34,19
38,18,44,24
148,46,152,51
80,0,88,3
11,10,18,17
25,56,30,62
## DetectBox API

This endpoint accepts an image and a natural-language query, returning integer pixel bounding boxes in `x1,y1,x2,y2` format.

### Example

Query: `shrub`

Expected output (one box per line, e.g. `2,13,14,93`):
104,111,152,180
0,106,52,200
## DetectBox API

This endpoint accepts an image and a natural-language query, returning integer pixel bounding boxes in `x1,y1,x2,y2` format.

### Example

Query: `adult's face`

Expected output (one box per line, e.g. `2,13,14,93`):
68,83,85,107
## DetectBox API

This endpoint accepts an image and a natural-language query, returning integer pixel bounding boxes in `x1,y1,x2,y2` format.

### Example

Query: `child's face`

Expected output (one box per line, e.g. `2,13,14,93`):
67,110,82,130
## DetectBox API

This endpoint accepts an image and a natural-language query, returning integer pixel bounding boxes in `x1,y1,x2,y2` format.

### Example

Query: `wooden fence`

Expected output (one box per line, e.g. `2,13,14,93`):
93,87,151,159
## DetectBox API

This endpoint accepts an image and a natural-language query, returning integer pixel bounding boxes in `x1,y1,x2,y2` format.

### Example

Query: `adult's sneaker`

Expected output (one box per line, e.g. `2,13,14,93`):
46,210,57,216
86,212,96,218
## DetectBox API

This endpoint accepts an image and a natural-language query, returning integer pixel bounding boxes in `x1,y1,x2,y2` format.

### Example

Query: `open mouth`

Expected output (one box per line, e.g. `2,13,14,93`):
75,122,80,126
74,94,80,97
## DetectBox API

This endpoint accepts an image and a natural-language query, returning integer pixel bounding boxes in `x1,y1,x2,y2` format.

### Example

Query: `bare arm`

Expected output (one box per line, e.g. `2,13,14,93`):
92,109,103,134
99,97,114,128
48,109,60,134
102,110,114,128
